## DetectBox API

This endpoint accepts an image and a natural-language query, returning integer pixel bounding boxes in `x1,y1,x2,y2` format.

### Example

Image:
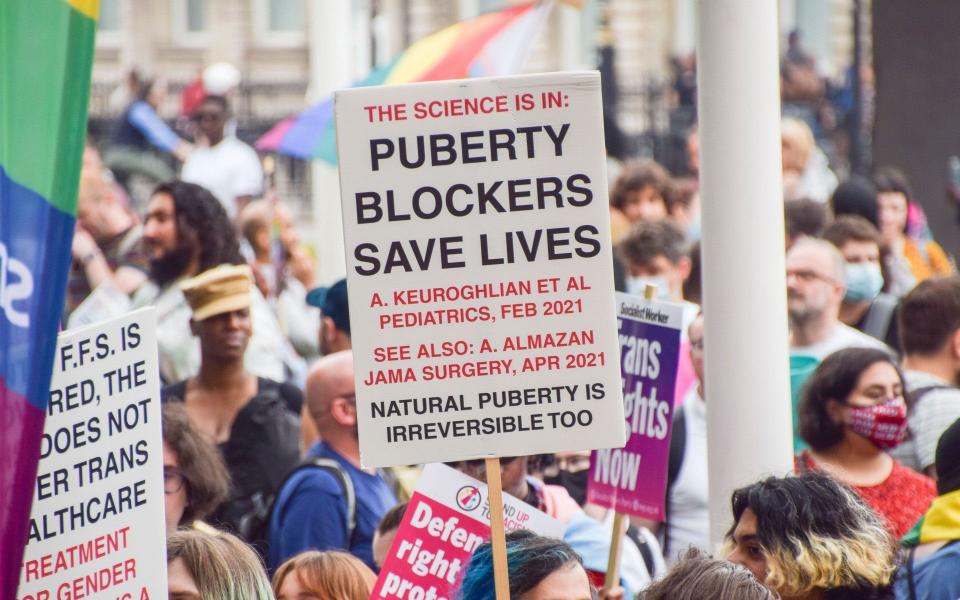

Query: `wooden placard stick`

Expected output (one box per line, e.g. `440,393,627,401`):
486,457,511,600
602,283,657,595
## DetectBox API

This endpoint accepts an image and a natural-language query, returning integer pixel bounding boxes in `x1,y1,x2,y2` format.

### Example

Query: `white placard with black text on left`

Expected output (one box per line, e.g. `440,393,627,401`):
336,71,625,468
18,308,166,600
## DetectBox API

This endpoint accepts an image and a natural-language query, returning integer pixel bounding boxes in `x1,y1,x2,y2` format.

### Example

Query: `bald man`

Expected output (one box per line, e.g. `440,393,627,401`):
787,238,890,359
65,148,149,317
268,351,397,571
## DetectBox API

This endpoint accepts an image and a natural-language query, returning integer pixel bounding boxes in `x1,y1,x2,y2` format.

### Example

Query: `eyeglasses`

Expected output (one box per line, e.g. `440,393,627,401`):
164,466,186,495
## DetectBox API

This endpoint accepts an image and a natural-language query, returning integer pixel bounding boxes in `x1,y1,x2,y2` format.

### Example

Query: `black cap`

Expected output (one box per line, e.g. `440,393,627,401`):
306,279,350,335
935,417,960,495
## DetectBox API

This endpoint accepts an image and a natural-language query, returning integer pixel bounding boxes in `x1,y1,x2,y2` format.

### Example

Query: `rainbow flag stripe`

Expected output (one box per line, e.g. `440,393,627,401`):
256,1,552,161
0,0,98,592
901,489,960,547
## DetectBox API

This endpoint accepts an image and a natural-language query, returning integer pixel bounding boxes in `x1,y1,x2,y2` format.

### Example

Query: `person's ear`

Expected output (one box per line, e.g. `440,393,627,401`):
825,398,847,425
677,256,693,281
255,227,270,251
334,329,351,351
950,329,960,361
321,316,336,342
331,396,357,427
833,276,846,300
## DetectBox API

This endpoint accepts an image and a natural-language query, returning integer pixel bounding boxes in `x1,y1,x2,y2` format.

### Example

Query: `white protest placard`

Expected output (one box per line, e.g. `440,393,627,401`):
17,309,166,600
335,71,624,467
372,463,564,600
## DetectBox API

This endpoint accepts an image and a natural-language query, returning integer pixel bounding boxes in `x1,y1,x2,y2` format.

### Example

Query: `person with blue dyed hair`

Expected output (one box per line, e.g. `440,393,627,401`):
456,530,624,600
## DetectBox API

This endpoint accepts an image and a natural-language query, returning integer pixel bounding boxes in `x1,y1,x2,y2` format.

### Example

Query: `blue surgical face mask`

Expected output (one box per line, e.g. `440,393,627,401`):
626,275,672,300
844,262,884,302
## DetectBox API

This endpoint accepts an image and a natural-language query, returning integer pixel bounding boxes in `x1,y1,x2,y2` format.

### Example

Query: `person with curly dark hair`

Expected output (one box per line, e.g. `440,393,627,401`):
134,180,303,384
162,403,230,532
145,180,244,287
610,159,671,225
726,472,897,600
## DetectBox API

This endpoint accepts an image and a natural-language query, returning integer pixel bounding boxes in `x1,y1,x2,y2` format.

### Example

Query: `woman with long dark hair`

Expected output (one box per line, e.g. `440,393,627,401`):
796,348,935,538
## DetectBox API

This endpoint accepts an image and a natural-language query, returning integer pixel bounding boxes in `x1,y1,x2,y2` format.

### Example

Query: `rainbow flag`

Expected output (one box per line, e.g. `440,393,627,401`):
0,0,98,592
256,1,553,161
901,489,960,547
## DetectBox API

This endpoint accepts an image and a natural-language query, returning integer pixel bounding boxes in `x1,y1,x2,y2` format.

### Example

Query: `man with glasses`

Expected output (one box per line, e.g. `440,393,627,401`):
268,350,398,572
181,94,263,219
787,238,890,359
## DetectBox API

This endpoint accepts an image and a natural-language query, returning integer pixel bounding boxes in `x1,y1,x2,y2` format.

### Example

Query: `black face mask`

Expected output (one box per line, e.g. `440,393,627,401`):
544,469,589,506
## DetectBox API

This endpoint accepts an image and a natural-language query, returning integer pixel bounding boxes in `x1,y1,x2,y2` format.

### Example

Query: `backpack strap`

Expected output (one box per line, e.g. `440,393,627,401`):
901,383,955,444
667,406,687,486
275,457,357,545
906,384,954,411
906,545,918,600
861,295,897,342
625,524,657,579
662,405,688,556
308,458,357,544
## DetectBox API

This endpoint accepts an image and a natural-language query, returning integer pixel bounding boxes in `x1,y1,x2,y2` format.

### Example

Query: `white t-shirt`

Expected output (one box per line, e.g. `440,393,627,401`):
889,370,960,472
181,136,263,218
680,300,699,341
790,322,891,360
666,387,710,564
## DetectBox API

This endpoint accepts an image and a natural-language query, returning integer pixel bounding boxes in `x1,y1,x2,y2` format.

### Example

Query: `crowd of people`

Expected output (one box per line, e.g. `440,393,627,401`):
62,67,960,599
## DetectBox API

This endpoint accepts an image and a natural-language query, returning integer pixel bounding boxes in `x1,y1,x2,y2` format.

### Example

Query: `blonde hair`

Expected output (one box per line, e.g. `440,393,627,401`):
167,529,274,600
726,472,896,597
763,525,895,594
781,116,815,169
272,551,376,600
238,200,271,248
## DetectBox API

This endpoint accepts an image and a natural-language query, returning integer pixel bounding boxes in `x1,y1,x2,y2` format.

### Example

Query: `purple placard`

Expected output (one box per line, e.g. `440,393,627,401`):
586,293,683,520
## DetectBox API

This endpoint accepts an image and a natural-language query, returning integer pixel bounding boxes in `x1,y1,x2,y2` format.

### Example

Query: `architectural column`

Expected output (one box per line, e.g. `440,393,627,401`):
696,0,794,545
306,0,355,283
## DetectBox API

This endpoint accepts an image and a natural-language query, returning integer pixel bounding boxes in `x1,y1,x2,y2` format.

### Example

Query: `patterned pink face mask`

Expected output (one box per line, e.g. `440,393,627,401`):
847,398,908,448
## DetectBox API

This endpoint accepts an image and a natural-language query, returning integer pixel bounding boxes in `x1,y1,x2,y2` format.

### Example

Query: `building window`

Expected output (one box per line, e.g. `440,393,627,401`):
99,0,121,30
253,0,306,46
269,0,304,32
173,0,209,46
96,0,122,47
186,0,206,32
